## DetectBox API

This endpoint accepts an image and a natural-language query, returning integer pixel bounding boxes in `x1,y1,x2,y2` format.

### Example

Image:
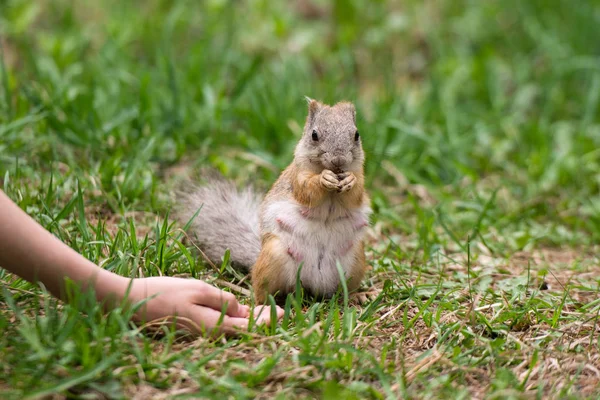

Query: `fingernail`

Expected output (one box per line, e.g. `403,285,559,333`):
238,305,250,317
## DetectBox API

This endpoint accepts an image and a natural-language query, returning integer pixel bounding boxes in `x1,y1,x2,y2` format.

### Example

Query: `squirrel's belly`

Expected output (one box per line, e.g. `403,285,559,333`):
262,200,370,296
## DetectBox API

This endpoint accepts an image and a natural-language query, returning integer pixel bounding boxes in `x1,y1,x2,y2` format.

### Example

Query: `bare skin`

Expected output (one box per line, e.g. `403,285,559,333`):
0,190,283,336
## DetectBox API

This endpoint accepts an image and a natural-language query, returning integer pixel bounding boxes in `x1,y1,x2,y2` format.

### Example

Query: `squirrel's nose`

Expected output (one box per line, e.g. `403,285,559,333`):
331,156,347,167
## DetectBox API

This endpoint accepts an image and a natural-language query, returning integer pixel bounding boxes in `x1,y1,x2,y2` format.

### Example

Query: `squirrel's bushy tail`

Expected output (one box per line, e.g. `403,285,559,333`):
177,179,262,270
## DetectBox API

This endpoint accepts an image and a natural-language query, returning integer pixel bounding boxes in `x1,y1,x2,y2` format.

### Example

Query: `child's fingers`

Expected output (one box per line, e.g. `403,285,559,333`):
251,305,284,324
191,282,246,317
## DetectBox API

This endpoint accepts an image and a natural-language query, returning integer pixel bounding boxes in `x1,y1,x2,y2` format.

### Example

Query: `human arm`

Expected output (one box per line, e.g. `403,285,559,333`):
0,190,282,334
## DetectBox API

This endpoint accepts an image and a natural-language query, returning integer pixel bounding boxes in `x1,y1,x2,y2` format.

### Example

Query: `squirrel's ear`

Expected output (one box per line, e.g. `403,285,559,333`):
305,96,321,125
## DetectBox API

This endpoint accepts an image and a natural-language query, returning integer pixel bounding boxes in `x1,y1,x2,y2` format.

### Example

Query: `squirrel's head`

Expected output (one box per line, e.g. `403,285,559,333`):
295,98,364,174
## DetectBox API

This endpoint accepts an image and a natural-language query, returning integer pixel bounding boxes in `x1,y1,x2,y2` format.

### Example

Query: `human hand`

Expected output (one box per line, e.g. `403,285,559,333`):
0,190,283,337
127,277,284,336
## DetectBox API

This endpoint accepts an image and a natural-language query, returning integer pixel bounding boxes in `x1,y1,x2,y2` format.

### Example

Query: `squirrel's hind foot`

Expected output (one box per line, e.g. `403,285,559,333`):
349,289,381,305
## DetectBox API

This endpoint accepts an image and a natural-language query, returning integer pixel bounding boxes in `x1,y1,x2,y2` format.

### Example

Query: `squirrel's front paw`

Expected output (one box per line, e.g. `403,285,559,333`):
320,169,339,191
338,173,356,193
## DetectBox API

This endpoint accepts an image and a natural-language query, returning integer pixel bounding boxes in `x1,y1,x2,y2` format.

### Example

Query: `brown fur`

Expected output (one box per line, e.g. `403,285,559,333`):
252,233,293,303
347,242,367,293
338,171,367,209
291,167,329,207
250,99,370,303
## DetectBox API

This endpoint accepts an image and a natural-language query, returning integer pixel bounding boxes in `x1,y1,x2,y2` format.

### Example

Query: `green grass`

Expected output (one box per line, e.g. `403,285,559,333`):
1,0,600,398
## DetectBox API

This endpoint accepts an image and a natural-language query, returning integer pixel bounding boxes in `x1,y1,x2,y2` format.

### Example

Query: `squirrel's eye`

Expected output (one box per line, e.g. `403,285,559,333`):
312,130,319,141
355,131,360,141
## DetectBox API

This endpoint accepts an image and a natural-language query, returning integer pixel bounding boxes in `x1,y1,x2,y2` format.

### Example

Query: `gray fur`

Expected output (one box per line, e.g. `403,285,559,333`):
295,100,363,174
177,180,262,270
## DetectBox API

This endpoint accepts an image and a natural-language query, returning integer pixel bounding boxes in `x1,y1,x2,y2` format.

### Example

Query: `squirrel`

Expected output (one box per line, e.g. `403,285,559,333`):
178,98,371,303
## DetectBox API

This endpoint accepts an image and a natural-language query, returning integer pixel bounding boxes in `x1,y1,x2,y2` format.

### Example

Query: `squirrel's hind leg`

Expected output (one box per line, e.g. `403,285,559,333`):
346,241,367,293
346,242,379,304
252,233,295,303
